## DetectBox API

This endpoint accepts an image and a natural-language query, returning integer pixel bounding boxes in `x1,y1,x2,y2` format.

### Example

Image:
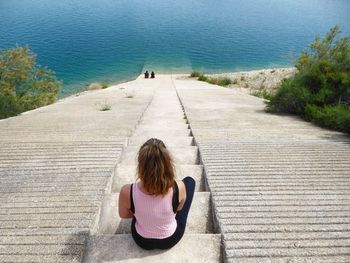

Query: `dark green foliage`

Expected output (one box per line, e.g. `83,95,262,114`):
190,71,201,78
216,77,232,86
198,75,208,81
0,45,61,118
267,78,311,114
197,74,232,87
0,92,23,119
305,104,350,133
267,26,350,133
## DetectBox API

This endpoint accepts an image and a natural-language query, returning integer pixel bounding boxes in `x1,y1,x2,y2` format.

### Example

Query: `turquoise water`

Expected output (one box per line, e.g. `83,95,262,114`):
1,0,350,96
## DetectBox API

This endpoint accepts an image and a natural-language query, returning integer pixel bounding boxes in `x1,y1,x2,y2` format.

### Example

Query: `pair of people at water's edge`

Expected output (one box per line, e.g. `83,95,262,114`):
119,138,195,250
144,71,155,79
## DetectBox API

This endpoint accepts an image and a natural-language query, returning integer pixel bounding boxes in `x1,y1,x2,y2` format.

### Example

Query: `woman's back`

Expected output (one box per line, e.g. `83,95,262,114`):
118,138,195,250
132,183,177,239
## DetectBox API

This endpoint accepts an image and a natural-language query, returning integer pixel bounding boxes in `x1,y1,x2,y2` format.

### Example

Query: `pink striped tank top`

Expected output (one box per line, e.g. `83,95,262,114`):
133,183,177,239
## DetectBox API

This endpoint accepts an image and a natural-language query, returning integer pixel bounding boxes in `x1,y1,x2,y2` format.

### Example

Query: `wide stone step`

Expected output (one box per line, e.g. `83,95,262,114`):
127,136,193,147
225,246,350,259
96,192,212,234
227,256,350,263
140,117,187,124
112,164,204,192
82,234,221,263
119,146,198,165
132,129,190,137
136,123,189,130
0,243,84,255
138,119,187,126
0,254,81,263
141,114,185,120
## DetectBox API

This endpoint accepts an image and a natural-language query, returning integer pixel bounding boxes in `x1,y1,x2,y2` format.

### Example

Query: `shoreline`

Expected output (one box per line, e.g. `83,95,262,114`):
60,66,296,101
0,66,297,123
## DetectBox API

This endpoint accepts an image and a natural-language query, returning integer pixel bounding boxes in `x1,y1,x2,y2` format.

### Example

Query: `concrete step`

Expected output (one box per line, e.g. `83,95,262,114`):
138,119,187,126
96,192,212,234
0,253,81,263
140,114,187,123
141,113,185,119
132,129,190,137
82,234,221,263
119,146,198,165
112,164,204,192
127,136,193,147
136,123,189,130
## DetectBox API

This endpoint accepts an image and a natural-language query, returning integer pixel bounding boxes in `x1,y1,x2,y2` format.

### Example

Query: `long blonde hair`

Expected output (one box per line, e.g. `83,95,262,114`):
137,138,175,196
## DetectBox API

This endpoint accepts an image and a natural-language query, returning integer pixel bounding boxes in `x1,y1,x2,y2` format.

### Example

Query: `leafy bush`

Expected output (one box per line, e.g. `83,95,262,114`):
0,45,61,119
267,78,311,114
216,77,232,86
190,71,201,78
0,92,23,119
267,26,350,133
198,75,208,81
305,104,350,133
197,75,232,87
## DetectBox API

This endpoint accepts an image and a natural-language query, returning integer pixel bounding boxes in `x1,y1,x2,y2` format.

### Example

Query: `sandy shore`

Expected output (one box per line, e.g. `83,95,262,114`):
207,67,297,95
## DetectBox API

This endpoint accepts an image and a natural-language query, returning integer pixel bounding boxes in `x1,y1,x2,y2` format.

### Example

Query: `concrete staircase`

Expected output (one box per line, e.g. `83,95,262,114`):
82,76,222,262
175,77,350,263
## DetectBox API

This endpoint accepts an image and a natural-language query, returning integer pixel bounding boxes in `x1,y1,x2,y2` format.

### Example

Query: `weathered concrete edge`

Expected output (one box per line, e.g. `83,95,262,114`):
173,76,225,262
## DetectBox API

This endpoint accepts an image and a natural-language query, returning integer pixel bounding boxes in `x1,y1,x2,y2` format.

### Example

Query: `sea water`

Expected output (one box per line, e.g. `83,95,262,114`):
1,0,349,96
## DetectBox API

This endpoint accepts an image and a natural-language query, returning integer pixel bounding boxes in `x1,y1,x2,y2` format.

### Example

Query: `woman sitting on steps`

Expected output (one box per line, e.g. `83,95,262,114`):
118,138,195,250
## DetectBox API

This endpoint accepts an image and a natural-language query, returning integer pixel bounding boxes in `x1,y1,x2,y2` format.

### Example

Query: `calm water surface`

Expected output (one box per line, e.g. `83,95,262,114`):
1,0,349,96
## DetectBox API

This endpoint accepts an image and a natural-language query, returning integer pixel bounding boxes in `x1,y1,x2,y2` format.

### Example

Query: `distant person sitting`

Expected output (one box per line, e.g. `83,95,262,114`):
151,71,155,78
144,71,149,78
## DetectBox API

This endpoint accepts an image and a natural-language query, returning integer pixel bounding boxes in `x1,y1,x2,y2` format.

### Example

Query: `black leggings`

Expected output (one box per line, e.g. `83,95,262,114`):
131,176,196,250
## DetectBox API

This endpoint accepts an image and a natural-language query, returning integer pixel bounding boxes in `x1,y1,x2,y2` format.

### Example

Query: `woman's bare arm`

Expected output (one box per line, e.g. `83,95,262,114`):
118,184,134,218
176,180,186,212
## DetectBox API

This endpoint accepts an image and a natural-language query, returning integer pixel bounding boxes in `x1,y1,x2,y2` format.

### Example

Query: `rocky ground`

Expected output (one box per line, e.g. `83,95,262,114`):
208,67,297,96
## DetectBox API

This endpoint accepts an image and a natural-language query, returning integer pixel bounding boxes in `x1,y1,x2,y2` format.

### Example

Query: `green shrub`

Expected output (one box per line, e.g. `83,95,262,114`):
305,104,350,133
0,45,61,119
190,71,201,78
197,75,232,87
267,26,350,133
267,78,311,114
101,84,109,89
207,78,218,85
217,77,232,86
198,75,208,82
0,92,23,119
